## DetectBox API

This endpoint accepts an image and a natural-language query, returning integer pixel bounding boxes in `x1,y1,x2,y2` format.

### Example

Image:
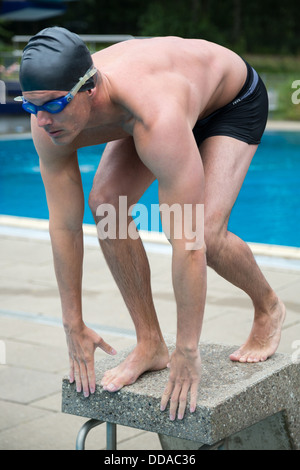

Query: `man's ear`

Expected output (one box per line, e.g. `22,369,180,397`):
87,88,95,97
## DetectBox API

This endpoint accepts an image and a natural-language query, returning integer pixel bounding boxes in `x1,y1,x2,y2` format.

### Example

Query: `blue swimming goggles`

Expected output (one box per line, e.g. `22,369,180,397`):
14,65,97,115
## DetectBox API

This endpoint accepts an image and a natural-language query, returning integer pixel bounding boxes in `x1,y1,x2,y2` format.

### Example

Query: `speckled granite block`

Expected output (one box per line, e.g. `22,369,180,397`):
62,341,300,449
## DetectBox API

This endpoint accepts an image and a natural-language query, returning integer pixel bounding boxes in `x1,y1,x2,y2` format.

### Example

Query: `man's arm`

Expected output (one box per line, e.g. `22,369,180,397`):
32,120,116,397
133,109,207,420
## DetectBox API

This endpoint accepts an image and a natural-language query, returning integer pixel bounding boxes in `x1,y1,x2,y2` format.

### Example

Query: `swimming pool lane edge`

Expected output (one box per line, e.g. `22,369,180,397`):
1,215,300,272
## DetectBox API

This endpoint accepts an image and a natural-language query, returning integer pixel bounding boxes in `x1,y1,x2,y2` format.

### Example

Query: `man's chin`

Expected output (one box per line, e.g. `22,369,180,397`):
47,129,74,145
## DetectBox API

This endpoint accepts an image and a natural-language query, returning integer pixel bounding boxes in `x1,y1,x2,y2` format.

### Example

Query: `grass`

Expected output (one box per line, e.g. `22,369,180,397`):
244,55,300,121
244,54,300,75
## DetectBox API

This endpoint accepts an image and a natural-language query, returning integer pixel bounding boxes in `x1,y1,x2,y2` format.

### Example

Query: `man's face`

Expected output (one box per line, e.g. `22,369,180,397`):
23,90,90,145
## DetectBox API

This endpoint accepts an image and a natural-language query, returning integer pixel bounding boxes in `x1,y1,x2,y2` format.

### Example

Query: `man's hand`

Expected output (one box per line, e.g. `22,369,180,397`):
65,322,117,397
160,347,201,421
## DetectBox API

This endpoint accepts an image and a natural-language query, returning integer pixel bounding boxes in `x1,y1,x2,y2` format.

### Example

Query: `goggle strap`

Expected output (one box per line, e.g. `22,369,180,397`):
14,65,97,104
69,65,97,96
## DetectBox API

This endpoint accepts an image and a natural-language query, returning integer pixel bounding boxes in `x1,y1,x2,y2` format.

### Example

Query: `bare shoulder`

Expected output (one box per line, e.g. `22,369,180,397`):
94,38,202,124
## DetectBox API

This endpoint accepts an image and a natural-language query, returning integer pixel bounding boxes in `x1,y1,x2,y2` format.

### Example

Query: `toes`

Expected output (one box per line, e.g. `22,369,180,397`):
229,349,243,362
101,369,117,388
102,377,124,392
238,352,257,363
238,352,268,363
246,356,260,363
106,382,121,392
259,355,268,362
238,355,248,363
230,347,270,364
100,367,135,392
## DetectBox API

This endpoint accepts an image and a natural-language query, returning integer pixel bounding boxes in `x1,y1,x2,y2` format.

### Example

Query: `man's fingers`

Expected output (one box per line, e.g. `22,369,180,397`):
66,327,117,398
177,381,190,420
69,353,95,396
69,357,75,384
70,358,96,397
189,380,199,413
86,359,96,395
169,382,182,421
96,336,117,356
160,380,174,412
161,379,199,420
79,360,90,397
73,359,82,393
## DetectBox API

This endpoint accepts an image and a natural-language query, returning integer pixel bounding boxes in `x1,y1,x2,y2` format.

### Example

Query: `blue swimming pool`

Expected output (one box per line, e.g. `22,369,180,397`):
0,131,299,247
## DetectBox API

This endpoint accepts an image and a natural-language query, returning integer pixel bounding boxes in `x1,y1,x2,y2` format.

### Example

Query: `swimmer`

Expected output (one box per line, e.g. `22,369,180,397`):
17,27,285,421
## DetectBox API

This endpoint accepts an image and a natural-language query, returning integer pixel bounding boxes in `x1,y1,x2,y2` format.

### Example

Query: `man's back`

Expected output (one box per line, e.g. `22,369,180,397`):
92,37,247,124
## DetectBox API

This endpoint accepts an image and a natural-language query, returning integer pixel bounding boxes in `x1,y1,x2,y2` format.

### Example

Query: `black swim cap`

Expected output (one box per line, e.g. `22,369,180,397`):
19,27,96,92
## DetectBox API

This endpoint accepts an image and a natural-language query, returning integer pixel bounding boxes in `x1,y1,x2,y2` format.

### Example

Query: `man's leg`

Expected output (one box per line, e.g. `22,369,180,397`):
200,136,285,362
88,137,169,391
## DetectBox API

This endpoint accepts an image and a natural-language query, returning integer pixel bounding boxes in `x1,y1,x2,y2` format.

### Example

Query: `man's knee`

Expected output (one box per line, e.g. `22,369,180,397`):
204,213,227,267
88,185,119,217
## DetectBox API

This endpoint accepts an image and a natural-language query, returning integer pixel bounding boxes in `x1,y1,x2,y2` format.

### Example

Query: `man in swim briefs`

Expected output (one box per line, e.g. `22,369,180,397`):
17,27,286,421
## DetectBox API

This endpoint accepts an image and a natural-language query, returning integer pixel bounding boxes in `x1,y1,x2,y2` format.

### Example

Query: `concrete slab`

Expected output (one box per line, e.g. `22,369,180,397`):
62,341,300,449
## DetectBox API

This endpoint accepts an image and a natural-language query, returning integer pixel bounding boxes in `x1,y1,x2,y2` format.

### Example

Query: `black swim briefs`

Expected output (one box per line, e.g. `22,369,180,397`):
192,61,269,146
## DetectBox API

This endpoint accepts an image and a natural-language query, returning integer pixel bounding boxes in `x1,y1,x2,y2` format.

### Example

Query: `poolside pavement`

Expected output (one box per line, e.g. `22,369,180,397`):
0,216,300,450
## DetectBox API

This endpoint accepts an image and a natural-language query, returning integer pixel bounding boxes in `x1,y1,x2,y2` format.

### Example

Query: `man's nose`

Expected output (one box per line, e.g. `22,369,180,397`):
36,110,53,127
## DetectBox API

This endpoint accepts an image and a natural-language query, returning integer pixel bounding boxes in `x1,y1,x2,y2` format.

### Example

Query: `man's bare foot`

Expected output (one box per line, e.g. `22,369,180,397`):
229,298,286,363
101,340,169,392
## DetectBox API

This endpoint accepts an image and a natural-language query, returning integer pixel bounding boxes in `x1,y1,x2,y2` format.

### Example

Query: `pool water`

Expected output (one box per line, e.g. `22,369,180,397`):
0,131,299,248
